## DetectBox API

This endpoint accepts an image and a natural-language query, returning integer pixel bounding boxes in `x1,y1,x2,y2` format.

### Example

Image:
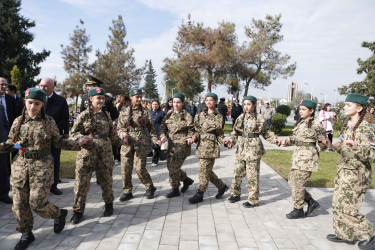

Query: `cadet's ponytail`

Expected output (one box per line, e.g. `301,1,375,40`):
11,106,27,143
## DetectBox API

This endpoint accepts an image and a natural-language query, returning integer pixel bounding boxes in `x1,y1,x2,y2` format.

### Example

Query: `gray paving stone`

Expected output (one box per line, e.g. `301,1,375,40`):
0,142,371,249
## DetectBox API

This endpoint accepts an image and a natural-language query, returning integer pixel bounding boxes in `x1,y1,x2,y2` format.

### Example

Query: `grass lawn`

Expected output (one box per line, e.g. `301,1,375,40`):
224,123,233,134
278,125,294,136
262,149,375,188
60,150,77,179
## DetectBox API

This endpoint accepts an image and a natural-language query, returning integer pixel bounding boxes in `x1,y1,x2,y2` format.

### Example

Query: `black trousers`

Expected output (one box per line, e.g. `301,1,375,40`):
0,153,10,199
327,133,333,143
152,148,160,164
51,147,61,189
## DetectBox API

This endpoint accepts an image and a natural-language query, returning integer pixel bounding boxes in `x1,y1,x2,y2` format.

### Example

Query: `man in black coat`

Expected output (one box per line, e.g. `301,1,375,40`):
186,100,197,121
39,78,70,195
80,75,119,121
217,97,228,128
231,99,243,126
6,84,24,116
0,103,12,204
0,77,22,127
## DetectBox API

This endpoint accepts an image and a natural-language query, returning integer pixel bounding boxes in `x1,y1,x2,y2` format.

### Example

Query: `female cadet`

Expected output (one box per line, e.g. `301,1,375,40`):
188,93,229,204
0,88,90,250
227,95,278,208
117,88,160,202
279,99,327,219
325,94,375,249
70,87,125,225
160,93,195,198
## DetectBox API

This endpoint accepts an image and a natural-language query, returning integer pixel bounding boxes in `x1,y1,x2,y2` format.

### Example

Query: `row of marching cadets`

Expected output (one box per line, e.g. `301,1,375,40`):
0,74,374,250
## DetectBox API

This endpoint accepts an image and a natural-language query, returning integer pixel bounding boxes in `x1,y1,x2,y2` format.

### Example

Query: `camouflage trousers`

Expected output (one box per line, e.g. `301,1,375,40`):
167,155,188,188
332,168,375,241
230,159,260,205
13,180,60,233
73,155,114,213
198,158,226,192
288,169,312,209
121,150,153,194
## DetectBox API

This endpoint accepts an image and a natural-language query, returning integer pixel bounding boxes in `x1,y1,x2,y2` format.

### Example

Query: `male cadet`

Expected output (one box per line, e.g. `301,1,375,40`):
80,75,119,121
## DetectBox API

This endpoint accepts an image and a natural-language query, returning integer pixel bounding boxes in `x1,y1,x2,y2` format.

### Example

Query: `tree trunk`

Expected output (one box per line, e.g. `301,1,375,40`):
244,78,252,97
207,68,213,93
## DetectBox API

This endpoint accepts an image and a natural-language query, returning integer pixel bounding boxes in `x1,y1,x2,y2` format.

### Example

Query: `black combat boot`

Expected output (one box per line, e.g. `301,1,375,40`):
120,193,134,202
146,186,157,199
286,208,305,219
54,209,68,233
242,202,259,208
166,188,180,198
70,211,83,224
305,197,320,216
358,235,375,249
181,177,194,193
228,195,240,203
103,203,113,217
326,234,355,245
215,185,229,199
189,192,204,204
15,231,35,250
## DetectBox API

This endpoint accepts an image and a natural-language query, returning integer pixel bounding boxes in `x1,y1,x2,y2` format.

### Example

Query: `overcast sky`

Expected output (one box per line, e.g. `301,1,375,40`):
21,0,375,103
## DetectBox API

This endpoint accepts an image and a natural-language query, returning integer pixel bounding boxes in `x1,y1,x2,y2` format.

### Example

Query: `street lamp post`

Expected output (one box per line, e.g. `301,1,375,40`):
320,93,327,104
304,83,313,100
172,88,176,97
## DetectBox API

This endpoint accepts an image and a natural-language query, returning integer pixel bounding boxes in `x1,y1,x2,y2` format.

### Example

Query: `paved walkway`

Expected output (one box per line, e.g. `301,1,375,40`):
0,144,374,249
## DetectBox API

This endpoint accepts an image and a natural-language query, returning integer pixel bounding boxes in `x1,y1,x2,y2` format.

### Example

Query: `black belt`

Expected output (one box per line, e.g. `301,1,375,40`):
202,131,216,135
19,149,50,160
240,132,259,138
295,141,316,146
91,134,107,139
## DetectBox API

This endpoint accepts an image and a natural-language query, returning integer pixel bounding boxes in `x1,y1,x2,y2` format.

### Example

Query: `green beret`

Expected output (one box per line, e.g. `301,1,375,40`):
244,95,257,103
205,92,218,101
129,88,142,96
88,87,106,97
345,93,368,106
173,93,185,102
86,74,103,86
25,88,46,102
300,99,316,110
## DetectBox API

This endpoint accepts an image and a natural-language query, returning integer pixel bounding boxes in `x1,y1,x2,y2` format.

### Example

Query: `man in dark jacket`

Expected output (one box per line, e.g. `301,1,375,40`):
0,104,11,204
39,78,70,195
80,75,119,121
6,84,24,116
231,99,243,126
186,100,197,121
217,97,228,128
0,77,22,127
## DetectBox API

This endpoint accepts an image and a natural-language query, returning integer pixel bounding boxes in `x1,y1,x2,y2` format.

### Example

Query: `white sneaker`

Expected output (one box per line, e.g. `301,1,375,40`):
152,163,157,167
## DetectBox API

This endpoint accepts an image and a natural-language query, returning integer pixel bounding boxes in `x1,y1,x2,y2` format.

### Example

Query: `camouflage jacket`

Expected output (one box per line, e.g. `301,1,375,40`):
230,113,277,161
285,118,327,171
117,105,158,157
71,109,123,155
335,120,375,188
194,109,225,159
0,114,80,188
160,110,194,158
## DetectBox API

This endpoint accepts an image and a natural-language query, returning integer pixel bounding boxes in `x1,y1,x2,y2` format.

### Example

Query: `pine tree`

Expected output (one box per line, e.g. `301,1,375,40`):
60,20,92,106
338,41,375,105
143,60,159,99
92,15,143,95
0,0,50,91
10,65,22,91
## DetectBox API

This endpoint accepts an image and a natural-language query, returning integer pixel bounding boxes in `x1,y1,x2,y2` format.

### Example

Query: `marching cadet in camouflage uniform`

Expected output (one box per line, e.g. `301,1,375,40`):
188,93,229,204
0,88,91,250
279,99,327,219
70,87,125,224
117,88,160,202
160,93,195,198
227,95,278,208
325,94,375,249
